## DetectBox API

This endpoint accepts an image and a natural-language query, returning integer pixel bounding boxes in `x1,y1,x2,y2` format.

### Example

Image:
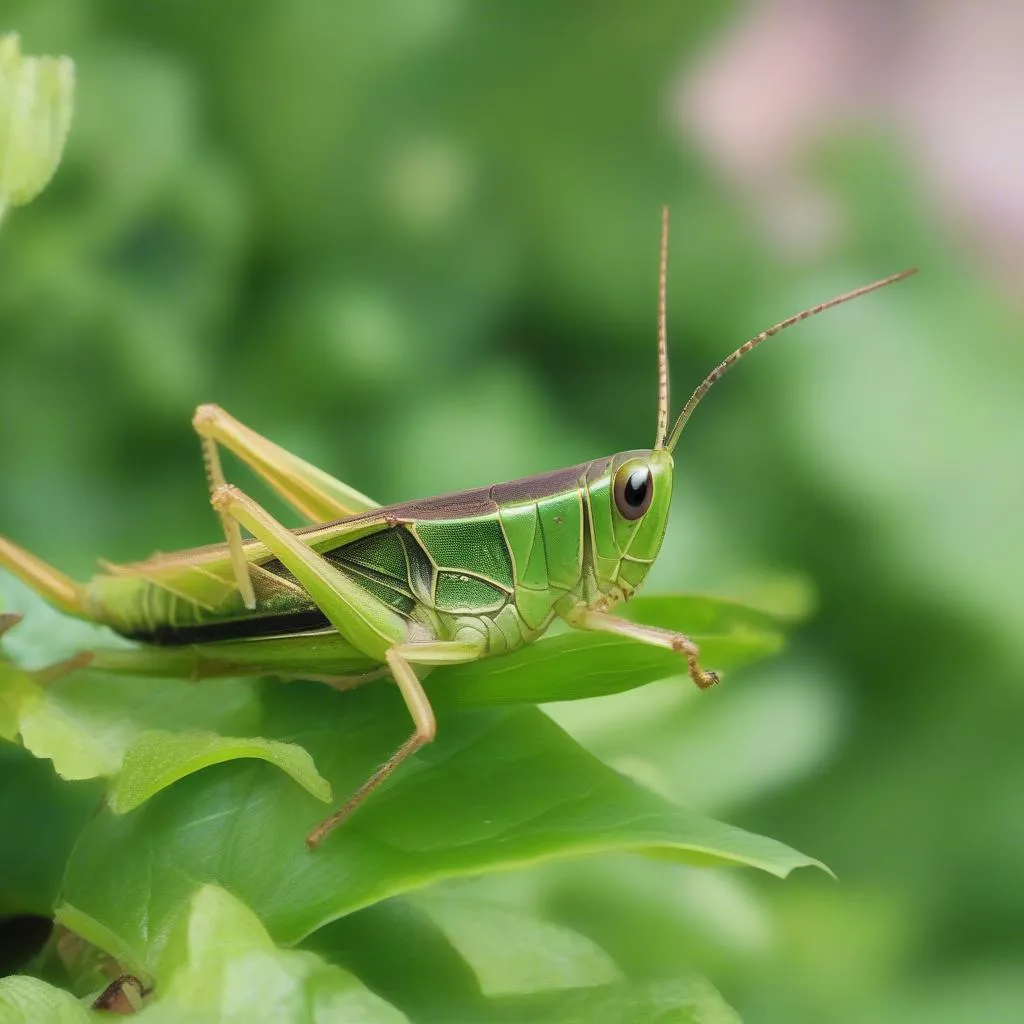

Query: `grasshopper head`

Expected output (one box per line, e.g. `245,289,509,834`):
588,208,916,607
585,447,675,605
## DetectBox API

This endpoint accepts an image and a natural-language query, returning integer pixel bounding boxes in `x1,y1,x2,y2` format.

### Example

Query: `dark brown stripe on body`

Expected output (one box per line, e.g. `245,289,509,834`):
294,459,611,535
123,607,331,646
490,461,600,505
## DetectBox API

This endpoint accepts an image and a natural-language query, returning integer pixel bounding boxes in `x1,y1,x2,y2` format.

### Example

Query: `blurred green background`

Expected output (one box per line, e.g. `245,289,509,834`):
2,2,1022,1021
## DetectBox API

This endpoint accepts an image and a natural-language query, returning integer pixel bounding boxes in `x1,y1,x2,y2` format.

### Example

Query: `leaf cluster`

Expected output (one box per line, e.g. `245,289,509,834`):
0,587,818,1021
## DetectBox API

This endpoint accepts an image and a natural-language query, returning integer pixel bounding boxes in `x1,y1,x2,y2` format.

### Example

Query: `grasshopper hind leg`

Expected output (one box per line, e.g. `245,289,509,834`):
211,483,485,847
0,536,90,619
191,403,382,611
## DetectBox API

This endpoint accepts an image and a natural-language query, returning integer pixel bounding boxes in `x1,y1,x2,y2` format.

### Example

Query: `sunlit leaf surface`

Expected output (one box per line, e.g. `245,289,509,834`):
0,975,90,1024
58,687,822,974
136,885,408,1024
110,729,331,814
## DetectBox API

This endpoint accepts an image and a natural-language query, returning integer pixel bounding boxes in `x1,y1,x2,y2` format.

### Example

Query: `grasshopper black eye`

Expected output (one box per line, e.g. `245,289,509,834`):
613,463,653,521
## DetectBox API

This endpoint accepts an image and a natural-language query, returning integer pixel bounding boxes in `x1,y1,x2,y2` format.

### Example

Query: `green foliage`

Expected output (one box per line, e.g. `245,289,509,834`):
0,746,100,918
0,975,92,1024
1,2,1021,1021
0,580,813,1019
0,33,74,217
133,885,409,1024
108,729,332,814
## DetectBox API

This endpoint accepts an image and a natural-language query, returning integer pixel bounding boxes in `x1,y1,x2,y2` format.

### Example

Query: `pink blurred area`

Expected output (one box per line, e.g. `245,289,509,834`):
678,0,1024,294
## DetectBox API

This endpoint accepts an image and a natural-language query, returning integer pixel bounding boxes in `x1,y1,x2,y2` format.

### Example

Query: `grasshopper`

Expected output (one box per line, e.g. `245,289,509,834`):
0,210,914,847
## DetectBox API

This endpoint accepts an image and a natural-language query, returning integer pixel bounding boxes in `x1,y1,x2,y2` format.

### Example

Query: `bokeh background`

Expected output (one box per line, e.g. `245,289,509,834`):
2,2,1022,1021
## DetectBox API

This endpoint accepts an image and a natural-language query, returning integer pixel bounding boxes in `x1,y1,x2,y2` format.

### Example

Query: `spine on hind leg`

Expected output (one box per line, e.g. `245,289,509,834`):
0,536,89,618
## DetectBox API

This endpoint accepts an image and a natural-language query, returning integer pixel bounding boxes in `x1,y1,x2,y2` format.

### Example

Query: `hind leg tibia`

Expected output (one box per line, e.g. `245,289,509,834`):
192,404,382,611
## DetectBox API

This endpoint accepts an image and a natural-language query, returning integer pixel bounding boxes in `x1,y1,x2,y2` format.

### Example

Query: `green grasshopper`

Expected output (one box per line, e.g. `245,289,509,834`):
0,210,914,847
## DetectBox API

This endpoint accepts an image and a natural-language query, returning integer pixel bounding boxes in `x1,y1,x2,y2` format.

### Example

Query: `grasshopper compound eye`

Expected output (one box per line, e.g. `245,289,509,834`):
613,462,653,521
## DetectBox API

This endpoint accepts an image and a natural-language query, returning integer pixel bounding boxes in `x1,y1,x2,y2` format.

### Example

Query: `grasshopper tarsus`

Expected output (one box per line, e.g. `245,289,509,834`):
694,669,721,691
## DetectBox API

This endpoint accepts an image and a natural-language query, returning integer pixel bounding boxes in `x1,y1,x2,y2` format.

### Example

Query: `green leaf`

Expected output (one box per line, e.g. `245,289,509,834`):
141,884,407,1024
0,605,262,783
1,617,328,827
0,33,75,212
0,976,90,1024
16,675,124,779
0,661,37,742
109,730,331,814
14,673,261,782
1,590,786,830
0,591,779,780
302,899,489,1021
408,890,621,996
58,683,824,975
429,594,786,710
488,976,742,1023
304,893,738,1022
622,594,794,636
0,601,285,801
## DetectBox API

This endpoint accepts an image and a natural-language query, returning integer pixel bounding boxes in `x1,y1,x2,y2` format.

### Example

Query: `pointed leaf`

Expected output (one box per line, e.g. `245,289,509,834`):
409,891,621,996
143,885,407,1024
302,899,488,1020
58,683,825,975
429,594,786,710
488,976,742,1023
0,34,75,209
110,730,331,814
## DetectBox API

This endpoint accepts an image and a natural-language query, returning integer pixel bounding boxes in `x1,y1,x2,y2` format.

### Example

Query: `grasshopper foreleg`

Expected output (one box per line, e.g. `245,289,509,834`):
564,606,720,690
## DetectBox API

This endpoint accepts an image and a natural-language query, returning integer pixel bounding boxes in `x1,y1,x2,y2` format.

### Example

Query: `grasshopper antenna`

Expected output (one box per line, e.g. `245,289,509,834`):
653,206,671,449
665,267,918,452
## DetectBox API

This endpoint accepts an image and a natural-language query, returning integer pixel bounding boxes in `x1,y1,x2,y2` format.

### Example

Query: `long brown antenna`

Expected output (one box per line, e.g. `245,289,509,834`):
665,267,918,452
654,206,671,449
